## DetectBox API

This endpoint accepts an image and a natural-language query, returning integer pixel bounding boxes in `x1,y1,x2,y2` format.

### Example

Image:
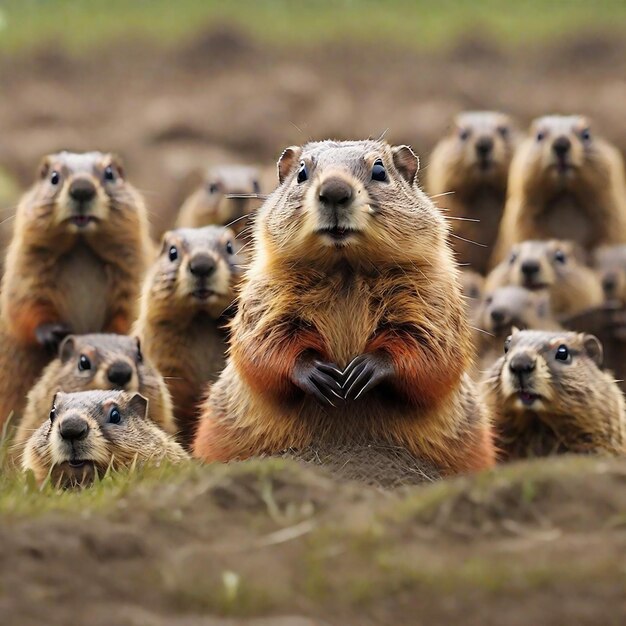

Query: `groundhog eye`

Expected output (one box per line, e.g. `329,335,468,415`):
371,159,387,182
49,406,57,423
555,344,570,362
226,241,234,255
504,336,512,353
497,126,509,139
536,131,545,142
485,296,493,306
209,183,219,194
252,180,261,194
458,128,470,141
104,166,115,182
78,355,92,371
580,128,591,142
297,162,308,184
168,245,178,262
50,171,60,185
509,252,518,265
108,407,122,424
554,250,567,264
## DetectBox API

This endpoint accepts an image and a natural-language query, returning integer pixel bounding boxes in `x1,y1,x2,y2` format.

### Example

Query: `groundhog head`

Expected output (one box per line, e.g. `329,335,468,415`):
440,111,517,185
259,139,443,267
25,390,152,487
148,225,240,319
181,165,262,234
593,244,626,304
493,329,603,416
476,286,553,338
56,333,151,393
460,269,485,317
25,151,144,236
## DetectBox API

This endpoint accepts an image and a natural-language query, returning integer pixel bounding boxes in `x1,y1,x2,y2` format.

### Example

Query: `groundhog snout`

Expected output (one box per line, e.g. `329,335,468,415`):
59,415,90,442
508,351,537,377
601,272,619,296
107,361,134,387
552,136,572,159
69,177,97,205
521,259,541,279
490,307,509,325
318,177,354,212
188,253,216,278
475,136,494,159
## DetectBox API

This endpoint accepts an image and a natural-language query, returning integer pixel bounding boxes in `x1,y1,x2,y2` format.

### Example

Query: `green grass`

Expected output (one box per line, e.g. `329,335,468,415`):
0,0,625,54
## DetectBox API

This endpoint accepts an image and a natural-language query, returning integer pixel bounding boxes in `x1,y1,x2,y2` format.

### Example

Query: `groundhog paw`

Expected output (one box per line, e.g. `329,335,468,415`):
35,323,72,355
343,352,395,401
292,355,344,407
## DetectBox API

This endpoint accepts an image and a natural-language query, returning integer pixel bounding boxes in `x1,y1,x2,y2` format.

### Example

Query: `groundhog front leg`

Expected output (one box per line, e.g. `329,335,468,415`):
6,299,70,353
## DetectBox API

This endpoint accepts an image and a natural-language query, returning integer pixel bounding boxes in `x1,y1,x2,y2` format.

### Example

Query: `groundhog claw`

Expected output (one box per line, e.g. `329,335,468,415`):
292,356,344,407
35,323,72,355
343,352,394,400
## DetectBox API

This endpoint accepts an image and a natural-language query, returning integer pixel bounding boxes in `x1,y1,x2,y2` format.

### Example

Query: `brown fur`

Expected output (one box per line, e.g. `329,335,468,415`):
593,244,626,304
22,390,188,487
486,239,603,317
193,139,495,481
176,165,262,238
134,226,241,446
427,111,518,274
13,334,174,456
482,329,626,460
0,152,153,426
493,115,626,264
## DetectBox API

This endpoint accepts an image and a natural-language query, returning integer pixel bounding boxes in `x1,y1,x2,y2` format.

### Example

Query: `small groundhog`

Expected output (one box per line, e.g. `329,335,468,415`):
593,244,626,304
473,285,561,375
460,269,485,320
482,329,626,459
193,139,495,483
134,226,241,446
427,111,518,274
0,152,153,425
22,390,188,488
176,165,263,237
13,333,175,453
493,115,626,264
486,239,603,317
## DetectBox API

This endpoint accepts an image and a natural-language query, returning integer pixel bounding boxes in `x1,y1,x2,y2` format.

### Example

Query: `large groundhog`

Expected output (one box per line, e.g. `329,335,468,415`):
13,334,175,454
493,115,626,264
427,111,518,274
0,152,153,425
22,390,188,488
193,139,495,483
482,329,626,459
134,226,241,446
486,239,604,317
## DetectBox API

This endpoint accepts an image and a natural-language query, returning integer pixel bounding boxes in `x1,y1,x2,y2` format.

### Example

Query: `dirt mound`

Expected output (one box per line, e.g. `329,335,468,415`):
1,456,625,625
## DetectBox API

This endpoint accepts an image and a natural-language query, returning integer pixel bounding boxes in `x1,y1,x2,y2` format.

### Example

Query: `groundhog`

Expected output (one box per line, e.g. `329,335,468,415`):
460,269,485,319
593,244,626,304
176,165,263,238
427,111,518,274
193,139,495,483
22,390,188,488
482,329,626,459
13,333,175,454
493,115,626,264
486,239,603,317
134,226,241,446
472,285,561,376
0,152,153,424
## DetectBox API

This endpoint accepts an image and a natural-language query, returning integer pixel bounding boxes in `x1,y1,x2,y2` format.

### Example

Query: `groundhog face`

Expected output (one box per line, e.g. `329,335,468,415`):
459,269,485,316
151,226,240,319
496,240,583,290
26,151,140,235
523,115,595,182
477,286,552,337
593,244,626,304
495,329,603,416
34,390,149,487
189,165,262,232
445,111,517,181
259,139,437,266
57,333,148,394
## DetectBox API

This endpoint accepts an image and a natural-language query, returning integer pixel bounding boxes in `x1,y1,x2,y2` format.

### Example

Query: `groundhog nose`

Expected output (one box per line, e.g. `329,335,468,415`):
552,136,572,157
318,178,353,208
189,254,216,277
475,136,494,156
60,416,90,442
107,362,133,386
509,352,536,375
69,178,97,203
521,260,540,277
490,308,507,324
602,274,618,295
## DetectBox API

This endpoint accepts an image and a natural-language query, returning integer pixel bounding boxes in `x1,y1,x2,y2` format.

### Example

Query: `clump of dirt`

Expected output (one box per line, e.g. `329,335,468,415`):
1,456,626,625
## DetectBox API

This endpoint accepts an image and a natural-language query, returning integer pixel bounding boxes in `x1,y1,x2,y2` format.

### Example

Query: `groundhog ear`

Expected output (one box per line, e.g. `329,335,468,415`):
38,156,52,179
108,153,125,179
392,145,419,184
583,334,603,367
511,326,521,335
128,393,149,419
59,336,76,361
277,146,302,184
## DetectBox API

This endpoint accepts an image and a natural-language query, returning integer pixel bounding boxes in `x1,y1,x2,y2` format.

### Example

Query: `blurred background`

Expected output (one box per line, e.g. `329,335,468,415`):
0,0,625,234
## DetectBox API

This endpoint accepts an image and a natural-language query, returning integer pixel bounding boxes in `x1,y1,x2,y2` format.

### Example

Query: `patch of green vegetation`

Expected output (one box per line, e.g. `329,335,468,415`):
0,0,624,54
